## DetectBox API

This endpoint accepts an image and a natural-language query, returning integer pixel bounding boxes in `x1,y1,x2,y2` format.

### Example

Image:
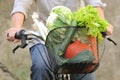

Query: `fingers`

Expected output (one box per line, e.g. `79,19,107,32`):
5,27,21,42
106,24,113,35
5,31,15,42
13,39,20,43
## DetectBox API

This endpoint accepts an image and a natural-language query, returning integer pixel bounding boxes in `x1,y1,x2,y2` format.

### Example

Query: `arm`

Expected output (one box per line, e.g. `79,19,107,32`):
11,13,25,29
5,0,34,42
95,7,113,35
84,0,113,35
5,12,25,42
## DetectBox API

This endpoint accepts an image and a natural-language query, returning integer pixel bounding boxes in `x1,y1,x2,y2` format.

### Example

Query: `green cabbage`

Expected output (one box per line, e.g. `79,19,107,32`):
46,6,72,30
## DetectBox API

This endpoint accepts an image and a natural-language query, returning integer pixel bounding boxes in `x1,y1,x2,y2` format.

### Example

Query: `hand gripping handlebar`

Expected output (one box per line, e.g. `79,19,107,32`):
101,32,117,45
13,30,28,53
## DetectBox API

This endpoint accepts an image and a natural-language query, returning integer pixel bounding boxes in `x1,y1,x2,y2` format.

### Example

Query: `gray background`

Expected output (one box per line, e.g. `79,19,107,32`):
0,0,120,80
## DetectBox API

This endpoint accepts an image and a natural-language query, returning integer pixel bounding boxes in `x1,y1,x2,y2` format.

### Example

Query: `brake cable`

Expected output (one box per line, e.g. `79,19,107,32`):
99,32,117,61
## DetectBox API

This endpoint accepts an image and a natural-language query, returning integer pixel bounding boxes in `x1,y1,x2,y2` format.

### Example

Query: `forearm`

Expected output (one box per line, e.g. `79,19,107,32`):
84,0,106,19
95,7,113,35
95,7,105,19
11,12,25,28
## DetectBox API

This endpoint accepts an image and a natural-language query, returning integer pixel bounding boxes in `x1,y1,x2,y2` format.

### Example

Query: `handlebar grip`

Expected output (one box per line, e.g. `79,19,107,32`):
13,30,28,53
15,30,25,39
101,32,108,38
101,32,117,45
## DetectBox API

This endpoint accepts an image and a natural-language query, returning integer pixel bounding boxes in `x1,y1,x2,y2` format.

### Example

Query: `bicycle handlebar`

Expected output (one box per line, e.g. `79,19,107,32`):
13,30,117,53
101,32,117,45
13,30,28,53
13,29,43,53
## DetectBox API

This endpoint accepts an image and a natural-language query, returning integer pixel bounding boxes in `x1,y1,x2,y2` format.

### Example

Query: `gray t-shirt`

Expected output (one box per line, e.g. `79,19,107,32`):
11,0,106,21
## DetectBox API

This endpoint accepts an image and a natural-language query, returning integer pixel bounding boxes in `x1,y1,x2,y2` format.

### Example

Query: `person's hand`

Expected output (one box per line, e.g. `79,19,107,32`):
106,23,113,35
5,27,21,42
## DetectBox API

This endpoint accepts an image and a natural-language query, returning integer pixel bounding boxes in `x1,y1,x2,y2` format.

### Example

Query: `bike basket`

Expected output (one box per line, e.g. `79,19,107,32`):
45,26,99,74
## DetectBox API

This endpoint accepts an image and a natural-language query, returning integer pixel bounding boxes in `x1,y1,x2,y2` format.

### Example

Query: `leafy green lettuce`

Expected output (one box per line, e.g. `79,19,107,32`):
72,5,108,43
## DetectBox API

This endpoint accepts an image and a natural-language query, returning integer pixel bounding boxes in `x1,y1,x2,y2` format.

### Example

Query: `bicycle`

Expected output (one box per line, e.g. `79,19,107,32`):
12,13,117,80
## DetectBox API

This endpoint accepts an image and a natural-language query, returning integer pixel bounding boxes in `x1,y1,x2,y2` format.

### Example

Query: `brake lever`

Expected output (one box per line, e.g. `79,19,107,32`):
13,30,28,53
101,32,117,46
13,45,22,53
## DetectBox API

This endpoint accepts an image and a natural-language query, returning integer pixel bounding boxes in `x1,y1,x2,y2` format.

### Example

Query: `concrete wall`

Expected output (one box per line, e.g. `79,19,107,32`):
95,0,120,80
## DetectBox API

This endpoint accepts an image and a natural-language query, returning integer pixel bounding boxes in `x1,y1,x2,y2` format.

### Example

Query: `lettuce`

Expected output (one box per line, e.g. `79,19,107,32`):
72,5,108,43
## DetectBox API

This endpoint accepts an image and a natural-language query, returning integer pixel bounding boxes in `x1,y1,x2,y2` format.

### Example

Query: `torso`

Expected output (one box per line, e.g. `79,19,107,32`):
36,0,85,21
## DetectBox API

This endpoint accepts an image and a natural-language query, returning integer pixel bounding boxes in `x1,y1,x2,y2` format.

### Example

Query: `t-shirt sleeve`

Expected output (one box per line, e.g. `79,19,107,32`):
11,0,34,18
84,0,107,8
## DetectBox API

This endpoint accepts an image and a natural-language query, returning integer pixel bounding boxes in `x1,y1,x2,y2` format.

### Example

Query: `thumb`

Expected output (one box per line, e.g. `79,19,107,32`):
13,39,20,43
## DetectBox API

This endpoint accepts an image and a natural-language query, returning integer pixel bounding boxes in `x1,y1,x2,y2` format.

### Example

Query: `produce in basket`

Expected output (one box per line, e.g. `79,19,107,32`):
46,5,108,43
